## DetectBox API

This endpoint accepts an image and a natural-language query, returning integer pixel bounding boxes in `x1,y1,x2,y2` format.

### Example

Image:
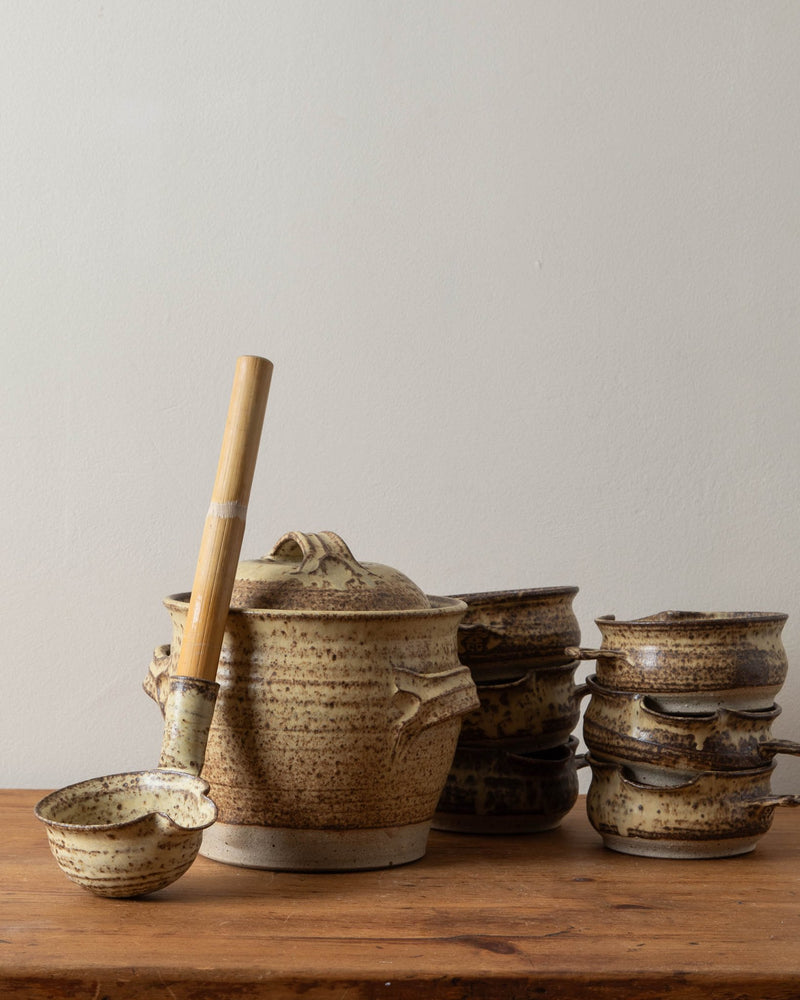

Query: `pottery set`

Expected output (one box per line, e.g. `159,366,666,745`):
38,354,800,899
570,611,800,858
433,588,584,833
145,530,479,871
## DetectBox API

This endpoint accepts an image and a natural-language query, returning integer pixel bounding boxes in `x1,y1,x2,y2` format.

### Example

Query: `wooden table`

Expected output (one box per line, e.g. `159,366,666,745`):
3,789,799,998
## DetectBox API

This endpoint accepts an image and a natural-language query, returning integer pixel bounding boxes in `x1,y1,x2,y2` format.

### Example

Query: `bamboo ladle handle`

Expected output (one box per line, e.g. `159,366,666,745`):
176,355,273,683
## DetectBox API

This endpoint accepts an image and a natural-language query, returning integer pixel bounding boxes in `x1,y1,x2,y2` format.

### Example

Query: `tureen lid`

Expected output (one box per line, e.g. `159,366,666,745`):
230,530,432,611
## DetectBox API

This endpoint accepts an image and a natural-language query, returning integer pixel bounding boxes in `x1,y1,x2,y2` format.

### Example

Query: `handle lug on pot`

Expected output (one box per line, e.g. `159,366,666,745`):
390,665,479,755
144,644,172,713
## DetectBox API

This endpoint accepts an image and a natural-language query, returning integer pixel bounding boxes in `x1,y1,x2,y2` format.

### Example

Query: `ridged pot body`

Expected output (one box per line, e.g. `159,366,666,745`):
146,594,477,868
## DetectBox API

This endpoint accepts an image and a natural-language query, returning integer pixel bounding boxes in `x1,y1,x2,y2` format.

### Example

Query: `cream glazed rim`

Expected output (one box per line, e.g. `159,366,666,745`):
453,586,580,604
165,592,467,620
34,770,217,832
587,753,778,789
582,674,783,722
595,610,788,627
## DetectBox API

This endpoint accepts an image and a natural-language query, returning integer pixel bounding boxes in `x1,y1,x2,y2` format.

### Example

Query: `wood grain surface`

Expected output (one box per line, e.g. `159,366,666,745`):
3,789,799,998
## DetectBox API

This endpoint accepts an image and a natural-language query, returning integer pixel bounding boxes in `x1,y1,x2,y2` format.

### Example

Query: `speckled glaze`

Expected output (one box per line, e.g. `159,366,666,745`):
34,770,217,897
145,532,478,871
157,676,220,774
433,737,581,834
450,587,580,680
583,675,800,772
569,611,789,710
458,661,586,751
585,755,800,858
231,530,431,611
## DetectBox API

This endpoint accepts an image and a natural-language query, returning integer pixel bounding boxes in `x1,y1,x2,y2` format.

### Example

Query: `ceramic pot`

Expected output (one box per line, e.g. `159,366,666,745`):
34,770,217,897
450,587,580,681
144,531,478,871
583,675,800,772
433,738,581,834
585,754,800,858
458,661,586,751
568,611,789,710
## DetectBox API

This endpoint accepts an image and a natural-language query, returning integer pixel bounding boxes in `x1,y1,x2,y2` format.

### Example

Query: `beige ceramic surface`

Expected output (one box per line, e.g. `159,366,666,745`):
157,676,220,775
231,530,431,610
34,770,217,897
569,611,789,710
450,587,580,680
145,531,478,871
585,754,800,858
458,661,585,751
433,737,581,834
583,675,800,772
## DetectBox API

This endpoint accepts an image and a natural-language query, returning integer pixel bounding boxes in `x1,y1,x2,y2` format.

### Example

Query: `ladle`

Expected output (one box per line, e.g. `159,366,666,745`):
35,355,272,897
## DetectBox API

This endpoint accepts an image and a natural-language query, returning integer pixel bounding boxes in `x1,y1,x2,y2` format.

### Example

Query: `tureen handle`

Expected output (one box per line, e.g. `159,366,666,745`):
390,665,479,755
143,644,173,713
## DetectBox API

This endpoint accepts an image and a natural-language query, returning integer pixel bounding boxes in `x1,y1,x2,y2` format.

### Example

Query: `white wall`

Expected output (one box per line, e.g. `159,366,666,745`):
3,2,799,796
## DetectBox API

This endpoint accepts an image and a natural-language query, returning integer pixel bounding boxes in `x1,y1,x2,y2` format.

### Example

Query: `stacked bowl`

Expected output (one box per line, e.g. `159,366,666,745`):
433,587,584,833
570,611,800,858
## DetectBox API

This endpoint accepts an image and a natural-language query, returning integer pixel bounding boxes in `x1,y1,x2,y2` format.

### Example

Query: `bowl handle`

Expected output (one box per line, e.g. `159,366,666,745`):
575,751,591,770
759,739,800,760
565,646,627,662
752,794,800,812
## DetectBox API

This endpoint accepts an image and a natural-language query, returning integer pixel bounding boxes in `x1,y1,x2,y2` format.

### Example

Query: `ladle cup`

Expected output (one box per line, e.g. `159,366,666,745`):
35,355,272,897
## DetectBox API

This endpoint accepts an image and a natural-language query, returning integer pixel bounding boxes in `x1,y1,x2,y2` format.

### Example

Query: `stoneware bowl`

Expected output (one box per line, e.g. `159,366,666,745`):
568,610,789,710
450,587,580,681
144,531,478,871
458,661,586,751
432,737,581,834
34,770,217,897
585,754,800,858
583,675,800,772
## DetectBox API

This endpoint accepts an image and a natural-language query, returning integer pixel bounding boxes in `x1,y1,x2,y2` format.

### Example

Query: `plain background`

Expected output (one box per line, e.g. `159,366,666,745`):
3,2,799,798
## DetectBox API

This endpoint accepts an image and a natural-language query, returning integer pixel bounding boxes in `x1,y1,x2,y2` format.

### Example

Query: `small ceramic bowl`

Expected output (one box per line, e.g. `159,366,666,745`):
433,737,581,834
583,675,800,772
585,754,800,858
569,610,789,710
451,587,580,681
34,770,217,897
458,661,585,751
